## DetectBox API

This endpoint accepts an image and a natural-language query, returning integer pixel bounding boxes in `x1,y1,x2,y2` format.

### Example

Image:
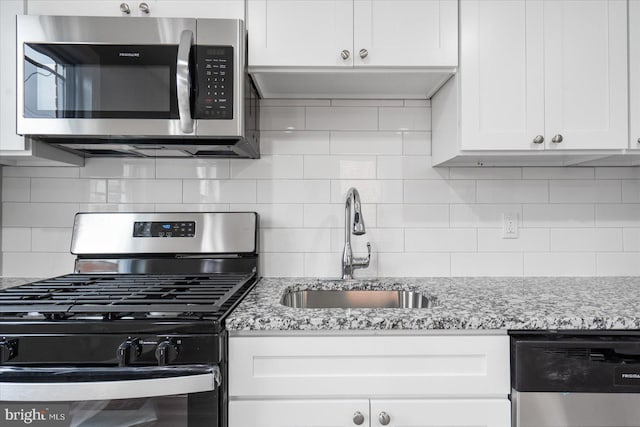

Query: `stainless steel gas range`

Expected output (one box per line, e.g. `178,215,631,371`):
0,212,258,427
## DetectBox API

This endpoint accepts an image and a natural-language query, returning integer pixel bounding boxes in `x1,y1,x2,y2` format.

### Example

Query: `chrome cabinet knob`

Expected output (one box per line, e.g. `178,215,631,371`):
120,2,131,14
637,138,640,144
533,135,544,144
359,48,369,58
353,412,365,425
139,2,150,14
341,49,351,60
378,412,391,426
552,134,564,143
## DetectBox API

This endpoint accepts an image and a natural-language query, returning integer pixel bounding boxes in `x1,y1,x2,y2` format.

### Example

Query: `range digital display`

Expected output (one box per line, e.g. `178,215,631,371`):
133,221,195,238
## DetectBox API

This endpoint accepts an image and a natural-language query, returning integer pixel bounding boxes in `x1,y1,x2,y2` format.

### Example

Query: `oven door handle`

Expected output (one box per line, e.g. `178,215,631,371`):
0,365,220,402
177,29,195,134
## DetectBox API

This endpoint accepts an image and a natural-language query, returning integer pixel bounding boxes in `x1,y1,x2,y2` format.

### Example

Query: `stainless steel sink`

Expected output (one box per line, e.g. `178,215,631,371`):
280,289,436,309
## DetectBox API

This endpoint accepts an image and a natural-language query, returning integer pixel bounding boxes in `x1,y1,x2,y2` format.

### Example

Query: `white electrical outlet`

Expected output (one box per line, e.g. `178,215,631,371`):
502,212,519,239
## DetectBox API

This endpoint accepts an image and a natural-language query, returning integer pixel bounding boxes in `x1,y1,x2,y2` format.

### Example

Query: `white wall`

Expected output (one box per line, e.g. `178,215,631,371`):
3,98,640,278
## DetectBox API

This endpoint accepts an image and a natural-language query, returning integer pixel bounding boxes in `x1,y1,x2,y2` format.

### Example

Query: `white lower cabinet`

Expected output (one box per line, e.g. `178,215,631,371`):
229,334,511,427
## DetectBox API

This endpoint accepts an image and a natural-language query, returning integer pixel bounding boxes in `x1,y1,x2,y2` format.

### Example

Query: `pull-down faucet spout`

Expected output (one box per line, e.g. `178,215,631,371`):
342,188,371,279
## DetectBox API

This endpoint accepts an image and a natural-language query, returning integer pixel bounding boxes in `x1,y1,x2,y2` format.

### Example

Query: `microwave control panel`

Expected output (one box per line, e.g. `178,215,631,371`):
194,46,234,120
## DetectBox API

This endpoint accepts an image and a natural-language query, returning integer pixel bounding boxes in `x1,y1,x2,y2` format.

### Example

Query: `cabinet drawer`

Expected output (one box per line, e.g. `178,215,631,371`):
229,335,509,398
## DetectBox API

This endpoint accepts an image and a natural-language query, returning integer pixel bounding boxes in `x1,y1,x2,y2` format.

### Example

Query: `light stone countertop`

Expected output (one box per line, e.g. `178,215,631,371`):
225,277,640,331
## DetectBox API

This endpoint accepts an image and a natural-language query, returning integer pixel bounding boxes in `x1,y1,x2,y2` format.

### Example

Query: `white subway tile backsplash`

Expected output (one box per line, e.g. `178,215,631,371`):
331,99,404,107
80,158,155,179
108,179,182,204
32,178,107,203
477,180,548,203
595,204,640,227
449,168,521,180
524,253,596,276
2,228,31,252
377,204,449,228
595,167,640,179
450,204,522,228
3,166,79,178
3,203,79,227
331,180,403,204
261,131,331,155
306,107,378,131
404,180,475,204
183,180,256,204
261,228,331,253
402,132,431,156
405,228,476,252
597,253,640,276
477,228,549,252
3,97,639,278
623,228,640,252
156,159,230,179
260,106,306,130
378,253,450,276
622,180,640,203
231,156,303,179
304,156,376,179
550,180,621,203
3,252,75,277
31,228,72,252
523,167,595,180
550,228,623,252
523,204,595,228
3,178,30,202
261,253,305,277
379,107,430,131
257,180,330,204
377,156,448,180
330,132,402,155
451,253,523,276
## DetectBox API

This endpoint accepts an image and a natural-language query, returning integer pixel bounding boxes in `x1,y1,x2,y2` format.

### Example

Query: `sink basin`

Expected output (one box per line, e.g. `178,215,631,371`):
280,289,436,309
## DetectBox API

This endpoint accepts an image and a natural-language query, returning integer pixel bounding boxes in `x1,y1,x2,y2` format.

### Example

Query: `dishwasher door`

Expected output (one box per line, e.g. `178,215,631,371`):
513,391,640,426
511,333,640,427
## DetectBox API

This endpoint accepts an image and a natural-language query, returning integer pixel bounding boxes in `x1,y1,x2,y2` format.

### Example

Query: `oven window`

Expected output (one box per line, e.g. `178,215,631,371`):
23,44,180,119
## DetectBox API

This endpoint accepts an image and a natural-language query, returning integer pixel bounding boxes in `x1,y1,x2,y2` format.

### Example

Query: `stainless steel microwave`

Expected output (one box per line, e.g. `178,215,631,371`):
16,15,259,158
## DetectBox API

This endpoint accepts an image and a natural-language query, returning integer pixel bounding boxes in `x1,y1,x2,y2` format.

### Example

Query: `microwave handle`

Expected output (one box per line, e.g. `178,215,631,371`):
177,29,194,134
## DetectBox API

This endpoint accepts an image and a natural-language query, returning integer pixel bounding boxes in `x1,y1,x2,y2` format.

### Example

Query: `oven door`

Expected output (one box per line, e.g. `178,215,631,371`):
17,15,196,137
0,365,219,427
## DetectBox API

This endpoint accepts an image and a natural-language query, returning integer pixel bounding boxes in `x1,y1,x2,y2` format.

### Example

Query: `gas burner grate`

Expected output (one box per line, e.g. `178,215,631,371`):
0,273,255,316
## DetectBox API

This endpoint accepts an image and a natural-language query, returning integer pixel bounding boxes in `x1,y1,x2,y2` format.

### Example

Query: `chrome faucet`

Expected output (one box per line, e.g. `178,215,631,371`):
342,187,371,279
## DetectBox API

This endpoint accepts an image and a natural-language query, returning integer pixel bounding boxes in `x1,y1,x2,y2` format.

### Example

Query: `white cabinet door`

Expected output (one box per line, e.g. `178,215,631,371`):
353,0,457,67
247,0,353,67
134,0,244,19
544,0,628,150
370,399,510,427
459,0,544,151
229,399,370,427
0,0,26,151
27,0,127,16
630,0,640,150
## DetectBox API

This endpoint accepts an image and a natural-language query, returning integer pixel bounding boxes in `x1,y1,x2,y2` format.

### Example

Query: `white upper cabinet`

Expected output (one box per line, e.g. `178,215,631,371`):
630,0,640,150
433,0,629,166
27,0,245,19
353,0,458,67
246,0,458,98
543,0,627,150
247,0,354,67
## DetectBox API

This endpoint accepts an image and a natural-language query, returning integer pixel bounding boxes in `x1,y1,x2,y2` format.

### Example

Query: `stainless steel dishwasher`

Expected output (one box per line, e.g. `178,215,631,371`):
511,332,640,427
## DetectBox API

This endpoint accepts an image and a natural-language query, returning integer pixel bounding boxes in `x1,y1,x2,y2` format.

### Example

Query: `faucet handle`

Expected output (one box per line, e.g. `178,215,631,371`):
353,242,371,269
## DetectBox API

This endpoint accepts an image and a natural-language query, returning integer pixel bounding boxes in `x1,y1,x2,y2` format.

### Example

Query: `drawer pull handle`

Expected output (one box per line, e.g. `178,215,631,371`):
378,412,391,425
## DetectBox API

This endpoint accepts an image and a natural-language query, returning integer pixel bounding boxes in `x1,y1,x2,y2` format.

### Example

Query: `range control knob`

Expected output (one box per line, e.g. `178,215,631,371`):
0,338,18,363
117,337,142,367
155,339,180,366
